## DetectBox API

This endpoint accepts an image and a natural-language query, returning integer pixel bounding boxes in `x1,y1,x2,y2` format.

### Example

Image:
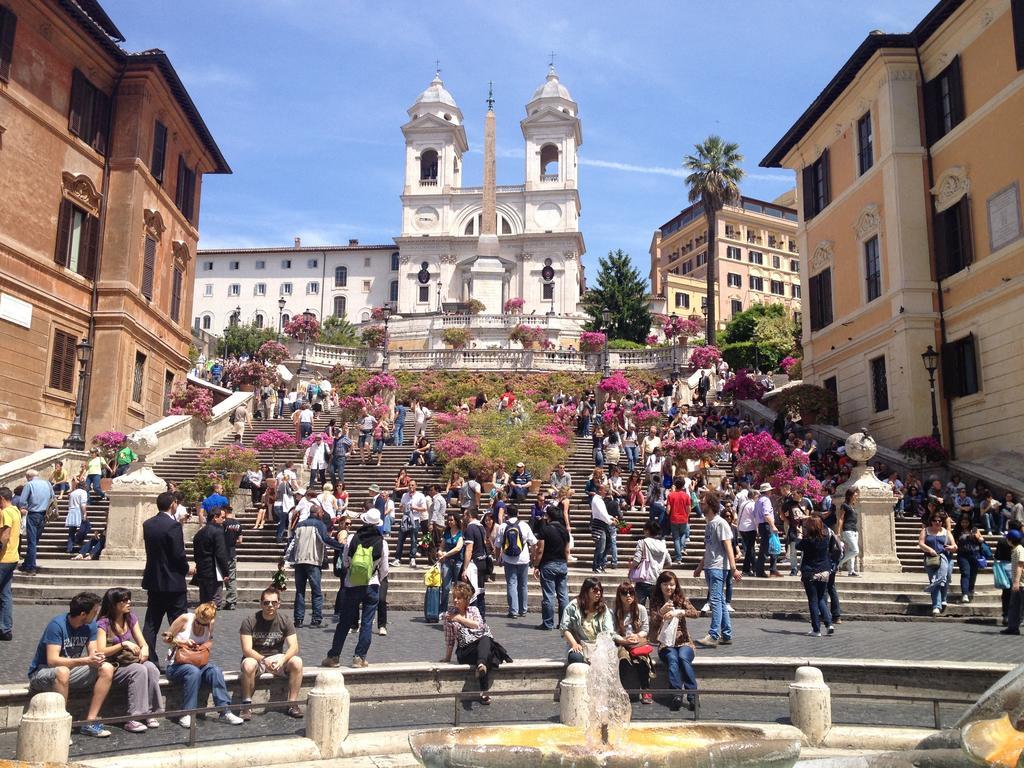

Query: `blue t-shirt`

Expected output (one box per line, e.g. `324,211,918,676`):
28,615,96,677
202,493,230,513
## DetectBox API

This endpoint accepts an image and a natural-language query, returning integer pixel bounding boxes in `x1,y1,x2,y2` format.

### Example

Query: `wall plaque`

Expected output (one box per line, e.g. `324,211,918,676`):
987,182,1022,253
0,293,32,329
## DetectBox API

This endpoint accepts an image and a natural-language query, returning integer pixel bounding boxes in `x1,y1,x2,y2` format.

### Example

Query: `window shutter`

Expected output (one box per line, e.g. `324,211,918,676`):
820,149,831,207
802,165,814,219
940,340,961,398
0,6,16,82
947,56,965,128
54,198,72,267
923,75,941,147
821,268,833,326
49,329,75,392
80,213,99,280
933,210,949,279
68,69,86,137
175,156,186,211
1014,0,1024,71
170,266,182,322
141,236,156,299
90,87,109,154
956,197,973,270
151,121,167,183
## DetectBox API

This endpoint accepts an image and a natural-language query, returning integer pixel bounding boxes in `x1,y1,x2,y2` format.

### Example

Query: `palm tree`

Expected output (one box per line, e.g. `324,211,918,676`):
683,136,744,346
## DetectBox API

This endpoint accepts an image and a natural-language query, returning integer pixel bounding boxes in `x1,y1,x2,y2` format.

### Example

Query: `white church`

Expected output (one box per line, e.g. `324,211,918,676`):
192,67,589,350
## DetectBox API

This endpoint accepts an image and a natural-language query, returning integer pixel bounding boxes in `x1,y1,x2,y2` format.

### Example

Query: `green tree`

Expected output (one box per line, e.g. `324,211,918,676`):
683,135,744,345
721,303,785,344
720,303,797,371
216,322,277,358
320,315,362,347
581,250,652,344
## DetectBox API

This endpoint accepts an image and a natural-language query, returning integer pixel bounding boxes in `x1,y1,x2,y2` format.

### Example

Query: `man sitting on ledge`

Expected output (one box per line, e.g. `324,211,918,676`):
27,591,113,738
238,587,304,720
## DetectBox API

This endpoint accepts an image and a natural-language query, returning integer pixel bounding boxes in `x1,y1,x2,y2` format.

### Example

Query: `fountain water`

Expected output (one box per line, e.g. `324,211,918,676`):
584,634,630,747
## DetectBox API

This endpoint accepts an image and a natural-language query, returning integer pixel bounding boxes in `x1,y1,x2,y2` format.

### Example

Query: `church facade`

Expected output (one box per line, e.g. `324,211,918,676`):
192,67,589,350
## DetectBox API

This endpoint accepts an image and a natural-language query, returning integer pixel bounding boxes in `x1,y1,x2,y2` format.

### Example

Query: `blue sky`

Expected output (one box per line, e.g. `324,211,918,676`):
104,0,935,281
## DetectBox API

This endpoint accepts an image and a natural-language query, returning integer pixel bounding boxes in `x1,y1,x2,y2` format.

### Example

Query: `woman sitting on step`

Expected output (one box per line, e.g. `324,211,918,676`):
441,583,512,705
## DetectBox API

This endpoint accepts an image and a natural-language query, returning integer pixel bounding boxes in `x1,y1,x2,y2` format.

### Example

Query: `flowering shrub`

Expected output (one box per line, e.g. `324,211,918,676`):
92,431,127,457
223,360,276,388
466,299,486,315
199,443,259,477
328,364,347,389
441,327,472,349
780,356,800,375
645,334,660,346
256,341,289,365
434,433,481,461
509,324,547,349
434,411,470,434
366,395,391,421
898,436,949,464
661,315,703,340
253,430,296,454
335,395,367,424
503,297,524,314
735,432,788,480
664,437,722,465
721,370,767,403
597,371,631,396
768,467,824,502
578,331,607,354
359,372,398,397
630,408,664,430
168,384,214,423
361,325,386,349
302,433,330,448
283,314,321,343
370,306,389,321
689,344,722,369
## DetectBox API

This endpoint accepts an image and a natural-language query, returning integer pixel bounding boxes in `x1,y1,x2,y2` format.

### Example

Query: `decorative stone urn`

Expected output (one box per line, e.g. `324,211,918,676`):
106,428,167,560
836,431,902,573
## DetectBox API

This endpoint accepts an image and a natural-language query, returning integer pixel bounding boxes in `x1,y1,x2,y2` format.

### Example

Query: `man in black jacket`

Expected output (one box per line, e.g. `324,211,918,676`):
192,507,230,607
142,491,192,665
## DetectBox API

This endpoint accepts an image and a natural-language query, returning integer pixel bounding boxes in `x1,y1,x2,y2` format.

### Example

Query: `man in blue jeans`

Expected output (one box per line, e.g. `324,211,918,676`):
753,483,780,577
694,493,741,648
0,487,21,640
533,507,570,630
323,509,389,668
291,508,343,628
393,401,407,447
496,508,537,617
17,469,53,575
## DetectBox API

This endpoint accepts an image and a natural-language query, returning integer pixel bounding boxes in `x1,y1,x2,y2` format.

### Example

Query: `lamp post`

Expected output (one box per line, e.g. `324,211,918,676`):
298,309,314,374
381,303,393,372
278,297,287,341
921,345,941,441
63,338,92,450
601,307,611,377
436,280,443,313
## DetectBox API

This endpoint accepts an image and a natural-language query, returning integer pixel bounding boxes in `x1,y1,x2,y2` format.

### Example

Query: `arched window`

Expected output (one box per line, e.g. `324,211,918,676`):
390,252,400,271
333,295,347,318
202,315,212,330
281,313,290,326
501,216,512,235
464,217,476,236
334,266,347,287
389,279,399,302
540,144,559,180
420,149,438,182
254,313,265,328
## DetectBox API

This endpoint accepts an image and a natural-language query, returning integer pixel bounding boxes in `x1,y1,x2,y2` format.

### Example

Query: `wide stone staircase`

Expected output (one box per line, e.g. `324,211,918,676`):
13,404,1004,621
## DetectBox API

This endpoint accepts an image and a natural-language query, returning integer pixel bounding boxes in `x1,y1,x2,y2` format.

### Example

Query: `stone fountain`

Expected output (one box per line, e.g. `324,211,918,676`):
409,634,802,768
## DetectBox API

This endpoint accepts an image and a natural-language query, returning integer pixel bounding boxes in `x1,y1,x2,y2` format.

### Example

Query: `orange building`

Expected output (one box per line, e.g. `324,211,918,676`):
762,0,1024,461
0,0,229,461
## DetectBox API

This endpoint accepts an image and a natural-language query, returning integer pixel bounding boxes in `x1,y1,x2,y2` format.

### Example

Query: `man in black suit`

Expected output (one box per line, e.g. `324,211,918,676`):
192,506,230,607
142,491,192,664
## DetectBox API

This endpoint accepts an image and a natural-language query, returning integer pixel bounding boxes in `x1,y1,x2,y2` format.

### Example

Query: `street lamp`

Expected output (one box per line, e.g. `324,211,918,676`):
298,309,315,374
278,297,287,340
436,280,443,313
381,303,393,371
921,345,941,441
601,307,611,377
63,338,92,450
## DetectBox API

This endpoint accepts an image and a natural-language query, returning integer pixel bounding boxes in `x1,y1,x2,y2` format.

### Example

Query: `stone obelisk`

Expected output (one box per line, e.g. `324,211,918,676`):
470,82,504,313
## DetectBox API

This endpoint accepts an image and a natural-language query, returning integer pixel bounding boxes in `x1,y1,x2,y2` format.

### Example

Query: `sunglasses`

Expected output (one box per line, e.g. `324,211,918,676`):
261,600,280,607
620,589,636,597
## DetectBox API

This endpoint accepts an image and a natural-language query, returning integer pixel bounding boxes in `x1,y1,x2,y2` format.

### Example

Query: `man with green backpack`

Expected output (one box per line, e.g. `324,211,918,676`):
322,509,389,668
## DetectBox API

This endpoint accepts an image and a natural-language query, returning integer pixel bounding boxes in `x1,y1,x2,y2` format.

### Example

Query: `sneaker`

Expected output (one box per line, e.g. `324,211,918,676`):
80,723,111,738
219,712,244,725
641,693,653,705
670,696,683,712
286,706,304,719
932,608,941,616
123,720,147,733
321,655,341,667
726,604,735,613
700,604,710,614
145,718,160,729
410,560,418,569
177,715,192,729
718,637,733,645
390,559,400,567
695,634,718,648
962,595,971,604
378,627,387,636
352,656,369,668
826,625,835,636
806,631,821,637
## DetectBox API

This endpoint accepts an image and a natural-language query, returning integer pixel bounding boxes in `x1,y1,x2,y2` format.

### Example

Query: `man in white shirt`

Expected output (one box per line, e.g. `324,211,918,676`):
640,427,661,462
394,481,427,568
414,402,430,442
298,403,315,440
737,487,757,575
590,486,614,573
429,485,447,563
753,483,779,578
496,507,537,618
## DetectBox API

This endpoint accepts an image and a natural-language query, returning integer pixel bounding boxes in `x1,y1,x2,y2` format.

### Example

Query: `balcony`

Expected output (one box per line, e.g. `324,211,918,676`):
747,234,763,245
452,185,526,194
419,179,438,187
540,174,560,182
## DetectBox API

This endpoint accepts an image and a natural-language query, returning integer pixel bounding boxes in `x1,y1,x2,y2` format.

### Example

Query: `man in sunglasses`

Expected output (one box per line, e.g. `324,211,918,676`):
238,587,303,720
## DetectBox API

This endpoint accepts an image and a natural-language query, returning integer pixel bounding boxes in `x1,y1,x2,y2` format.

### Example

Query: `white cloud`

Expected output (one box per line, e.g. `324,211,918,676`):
580,158,685,177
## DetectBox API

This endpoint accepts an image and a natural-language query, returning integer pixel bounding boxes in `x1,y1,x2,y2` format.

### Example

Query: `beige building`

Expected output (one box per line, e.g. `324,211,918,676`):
649,194,802,330
761,0,1024,461
0,0,229,461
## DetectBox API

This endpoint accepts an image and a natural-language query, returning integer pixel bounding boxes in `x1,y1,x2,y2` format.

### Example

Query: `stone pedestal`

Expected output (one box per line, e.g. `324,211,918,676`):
559,662,589,727
788,666,831,746
307,669,350,758
105,428,165,560
16,692,71,763
837,432,902,574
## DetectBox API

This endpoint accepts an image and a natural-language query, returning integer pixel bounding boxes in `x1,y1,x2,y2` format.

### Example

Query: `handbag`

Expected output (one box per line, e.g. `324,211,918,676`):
924,554,942,568
976,556,989,570
174,645,210,667
767,531,783,556
994,561,1012,590
113,647,141,667
628,643,654,657
628,541,656,584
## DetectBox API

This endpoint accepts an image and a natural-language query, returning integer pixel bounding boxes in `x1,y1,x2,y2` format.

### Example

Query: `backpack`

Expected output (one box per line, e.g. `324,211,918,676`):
502,523,523,558
348,536,381,586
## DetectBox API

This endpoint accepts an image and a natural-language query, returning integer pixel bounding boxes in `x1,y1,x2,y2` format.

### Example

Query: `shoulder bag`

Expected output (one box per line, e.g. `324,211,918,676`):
628,541,655,584
174,644,210,667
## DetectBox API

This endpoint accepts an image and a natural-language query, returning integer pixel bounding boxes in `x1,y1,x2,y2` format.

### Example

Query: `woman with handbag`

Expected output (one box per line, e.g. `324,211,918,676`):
612,581,654,704
437,512,464,614
560,577,613,664
95,588,164,733
629,520,670,606
163,602,243,727
954,514,984,604
795,516,835,636
648,570,699,711
994,523,1022,624
919,511,957,616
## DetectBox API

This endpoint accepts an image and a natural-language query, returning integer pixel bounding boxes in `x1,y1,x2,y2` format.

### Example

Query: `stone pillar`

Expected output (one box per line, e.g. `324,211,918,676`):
788,666,831,746
17,692,72,763
836,432,902,573
560,662,589,727
105,428,165,560
307,669,350,758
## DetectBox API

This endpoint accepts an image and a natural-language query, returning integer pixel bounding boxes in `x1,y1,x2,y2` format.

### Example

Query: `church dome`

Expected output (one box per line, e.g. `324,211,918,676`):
414,72,459,109
530,65,573,103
